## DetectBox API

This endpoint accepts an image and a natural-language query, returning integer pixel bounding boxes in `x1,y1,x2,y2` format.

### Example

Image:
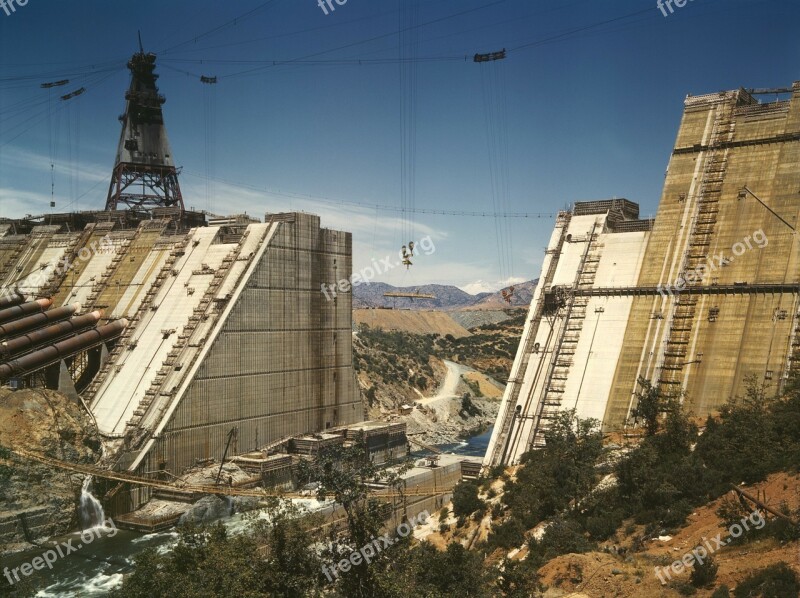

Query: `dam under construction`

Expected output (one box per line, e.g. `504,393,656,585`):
4,4,800,597
486,82,800,466
0,45,478,542
5,54,800,506
0,48,372,516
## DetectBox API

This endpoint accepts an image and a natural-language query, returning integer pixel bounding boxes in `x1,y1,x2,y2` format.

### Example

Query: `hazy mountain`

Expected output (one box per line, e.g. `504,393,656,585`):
352,280,536,310
464,279,537,310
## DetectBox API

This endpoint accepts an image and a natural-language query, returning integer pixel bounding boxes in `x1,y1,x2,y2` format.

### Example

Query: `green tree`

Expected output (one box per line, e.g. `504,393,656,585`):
460,393,481,417
695,377,782,490
0,446,12,501
487,516,526,550
364,386,377,406
734,562,799,598
504,411,602,528
413,542,490,597
376,542,490,598
295,435,410,598
691,555,719,588
451,480,485,519
495,557,542,597
629,377,681,436
527,518,594,568
111,513,324,598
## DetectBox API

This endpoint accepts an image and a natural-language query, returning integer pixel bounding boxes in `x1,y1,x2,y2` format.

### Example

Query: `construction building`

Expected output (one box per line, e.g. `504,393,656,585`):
486,82,800,466
0,48,363,511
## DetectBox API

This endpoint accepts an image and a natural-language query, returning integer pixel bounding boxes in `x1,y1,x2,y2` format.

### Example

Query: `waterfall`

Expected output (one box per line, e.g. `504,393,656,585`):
79,476,105,529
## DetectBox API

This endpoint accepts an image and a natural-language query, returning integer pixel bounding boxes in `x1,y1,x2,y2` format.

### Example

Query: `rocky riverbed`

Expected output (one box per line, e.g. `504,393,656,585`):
373,360,503,446
0,388,102,553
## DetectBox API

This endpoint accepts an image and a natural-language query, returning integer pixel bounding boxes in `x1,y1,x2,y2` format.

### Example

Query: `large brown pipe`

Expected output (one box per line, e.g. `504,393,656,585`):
0,303,80,339
0,291,25,310
0,318,127,380
0,299,52,326
0,310,102,358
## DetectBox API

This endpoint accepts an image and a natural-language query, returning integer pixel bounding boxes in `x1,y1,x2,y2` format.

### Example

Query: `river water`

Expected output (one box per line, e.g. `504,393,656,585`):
3,429,492,596
437,426,493,457
1,524,176,596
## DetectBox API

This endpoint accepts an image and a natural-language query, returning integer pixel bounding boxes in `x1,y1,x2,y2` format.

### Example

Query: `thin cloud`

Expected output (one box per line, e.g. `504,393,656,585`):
0,187,54,216
461,276,527,295
3,146,107,183
180,175,447,239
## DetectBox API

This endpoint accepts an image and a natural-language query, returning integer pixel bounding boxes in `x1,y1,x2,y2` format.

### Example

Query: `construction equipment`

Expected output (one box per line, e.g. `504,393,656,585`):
0,319,127,381
477,45,515,289
105,48,184,212
473,49,506,62
401,242,415,268
40,80,69,89
382,292,435,301
745,87,794,95
9,447,456,500
738,186,797,234
215,427,238,485
60,87,86,101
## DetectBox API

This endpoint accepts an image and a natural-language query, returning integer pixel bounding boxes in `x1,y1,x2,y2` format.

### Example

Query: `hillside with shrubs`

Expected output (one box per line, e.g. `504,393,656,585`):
100,375,800,597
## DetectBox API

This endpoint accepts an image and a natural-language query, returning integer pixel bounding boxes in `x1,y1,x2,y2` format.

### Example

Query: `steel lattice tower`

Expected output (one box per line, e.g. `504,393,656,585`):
105,48,184,212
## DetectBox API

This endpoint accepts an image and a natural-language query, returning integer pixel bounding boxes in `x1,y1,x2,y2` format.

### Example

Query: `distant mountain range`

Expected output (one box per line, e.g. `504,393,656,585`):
467,280,536,310
353,280,536,310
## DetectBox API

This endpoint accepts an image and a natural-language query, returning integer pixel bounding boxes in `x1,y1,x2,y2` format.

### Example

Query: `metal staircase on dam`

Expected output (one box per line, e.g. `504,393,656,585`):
486,211,572,466
784,305,800,384
657,100,734,393
0,242,26,288
123,228,255,445
659,297,696,381
42,224,96,298
84,232,191,402
82,232,138,309
529,221,602,450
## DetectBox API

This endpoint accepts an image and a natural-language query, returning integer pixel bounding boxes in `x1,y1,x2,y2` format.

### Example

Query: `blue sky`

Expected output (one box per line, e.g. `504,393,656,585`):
1,0,798,293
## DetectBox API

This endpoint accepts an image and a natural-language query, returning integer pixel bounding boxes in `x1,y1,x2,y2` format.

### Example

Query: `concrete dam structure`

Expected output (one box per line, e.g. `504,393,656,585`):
486,82,800,466
0,212,362,485
0,48,363,511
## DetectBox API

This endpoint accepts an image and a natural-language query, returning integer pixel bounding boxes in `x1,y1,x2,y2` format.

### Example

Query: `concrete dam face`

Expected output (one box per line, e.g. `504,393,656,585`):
0,50,364,512
487,82,800,466
0,211,363,508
